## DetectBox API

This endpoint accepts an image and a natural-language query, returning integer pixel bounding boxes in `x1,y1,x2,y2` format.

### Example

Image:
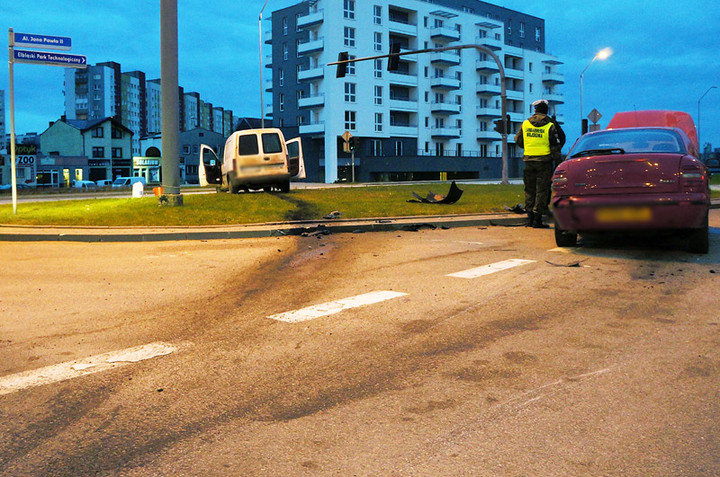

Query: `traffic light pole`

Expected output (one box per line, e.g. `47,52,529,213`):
330,43,509,185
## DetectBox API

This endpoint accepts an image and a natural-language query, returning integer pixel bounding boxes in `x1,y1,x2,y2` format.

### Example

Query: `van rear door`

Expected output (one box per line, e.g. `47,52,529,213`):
199,145,222,186
285,137,306,180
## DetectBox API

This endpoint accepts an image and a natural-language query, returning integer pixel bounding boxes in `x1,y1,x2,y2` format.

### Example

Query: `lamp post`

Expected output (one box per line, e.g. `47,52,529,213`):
698,86,717,154
259,0,271,128
580,47,612,132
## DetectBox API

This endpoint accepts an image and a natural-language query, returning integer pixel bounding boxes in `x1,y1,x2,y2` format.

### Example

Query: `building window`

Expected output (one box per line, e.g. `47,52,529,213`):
183,145,190,154
507,20,512,35
296,39,301,58
375,113,383,132
111,127,123,139
296,65,302,83
297,115,305,126
347,55,356,75
344,110,356,130
371,139,382,156
344,82,356,103
295,13,301,31
456,143,462,156
92,147,104,158
529,83,533,93
344,27,356,47
535,27,541,42
374,32,382,51
112,147,122,158
528,62,533,72
279,70,284,86
279,93,285,111
374,59,383,78
374,86,383,105
373,5,382,24
519,22,525,38
92,127,104,138
343,0,355,19
283,43,288,60
282,17,288,35
395,141,403,156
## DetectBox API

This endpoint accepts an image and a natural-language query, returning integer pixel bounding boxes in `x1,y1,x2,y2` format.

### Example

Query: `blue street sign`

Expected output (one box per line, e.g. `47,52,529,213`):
13,32,72,51
13,49,86,68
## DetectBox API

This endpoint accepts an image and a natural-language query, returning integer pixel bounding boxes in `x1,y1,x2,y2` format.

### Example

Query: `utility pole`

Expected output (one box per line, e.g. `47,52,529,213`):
160,0,182,205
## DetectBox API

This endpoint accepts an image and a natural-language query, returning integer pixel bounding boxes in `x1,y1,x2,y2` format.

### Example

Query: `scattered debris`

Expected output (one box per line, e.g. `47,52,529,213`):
545,259,587,267
301,225,330,237
401,223,437,232
407,181,463,204
377,219,392,224
441,225,451,230
323,210,342,219
504,204,526,214
352,229,365,234
489,221,525,227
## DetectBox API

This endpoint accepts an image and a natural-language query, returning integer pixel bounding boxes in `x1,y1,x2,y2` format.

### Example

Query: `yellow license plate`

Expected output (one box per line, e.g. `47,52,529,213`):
596,207,652,223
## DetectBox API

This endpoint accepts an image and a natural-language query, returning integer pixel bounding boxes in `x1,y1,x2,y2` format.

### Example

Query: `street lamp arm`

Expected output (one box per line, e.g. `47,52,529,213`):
259,0,271,18
580,55,598,78
699,86,718,104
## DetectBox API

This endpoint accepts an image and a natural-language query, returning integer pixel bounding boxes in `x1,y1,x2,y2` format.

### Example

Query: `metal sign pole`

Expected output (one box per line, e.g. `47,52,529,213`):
351,150,355,183
8,28,17,214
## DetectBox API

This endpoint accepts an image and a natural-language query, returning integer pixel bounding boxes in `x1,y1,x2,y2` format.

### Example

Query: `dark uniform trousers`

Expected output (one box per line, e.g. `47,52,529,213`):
523,160,554,215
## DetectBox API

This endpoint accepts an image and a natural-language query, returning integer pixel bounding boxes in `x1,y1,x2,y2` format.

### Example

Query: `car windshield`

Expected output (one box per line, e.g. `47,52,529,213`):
112,178,126,185
570,129,685,158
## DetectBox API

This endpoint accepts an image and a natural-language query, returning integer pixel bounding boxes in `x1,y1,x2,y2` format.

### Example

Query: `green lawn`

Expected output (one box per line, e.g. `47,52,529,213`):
0,184,525,227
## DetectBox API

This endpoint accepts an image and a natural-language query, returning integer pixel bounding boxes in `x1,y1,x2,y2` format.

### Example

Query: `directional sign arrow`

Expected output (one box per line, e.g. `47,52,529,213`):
13,32,72,51
13,49,87,68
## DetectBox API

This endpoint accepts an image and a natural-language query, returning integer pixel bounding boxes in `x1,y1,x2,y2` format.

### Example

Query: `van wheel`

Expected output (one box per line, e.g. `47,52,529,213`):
263,186,272,193
554,224,577,247
227,175,239,194
280,180,290,193
686,212,709,254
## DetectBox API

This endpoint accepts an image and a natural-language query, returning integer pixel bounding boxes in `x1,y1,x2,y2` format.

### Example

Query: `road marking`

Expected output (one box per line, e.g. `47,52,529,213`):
0,342,180,396
446,259,535,279
268,291,408,323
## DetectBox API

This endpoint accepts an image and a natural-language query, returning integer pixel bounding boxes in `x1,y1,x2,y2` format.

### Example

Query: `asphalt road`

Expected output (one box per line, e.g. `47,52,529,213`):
1,214,719,475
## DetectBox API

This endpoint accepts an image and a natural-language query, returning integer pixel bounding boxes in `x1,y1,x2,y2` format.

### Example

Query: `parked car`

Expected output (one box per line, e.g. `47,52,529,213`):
95,179,113,187
198,128,305,193
73,180,98,189
111,177,147,188
552,110,709,253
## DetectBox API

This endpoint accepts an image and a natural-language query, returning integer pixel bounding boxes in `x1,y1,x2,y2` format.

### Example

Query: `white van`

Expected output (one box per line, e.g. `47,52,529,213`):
199,128,305,193
112,177,147,188
73,180,97,189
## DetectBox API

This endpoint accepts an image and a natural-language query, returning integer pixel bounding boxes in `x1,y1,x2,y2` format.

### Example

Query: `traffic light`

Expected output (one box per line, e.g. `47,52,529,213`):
387,43,401,72
348,136,358,151
336,51,349,78
505,114,511,135
493,118,506,134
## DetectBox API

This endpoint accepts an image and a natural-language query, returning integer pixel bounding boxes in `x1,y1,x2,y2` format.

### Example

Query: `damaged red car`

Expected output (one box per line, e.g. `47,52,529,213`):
551,110,710,253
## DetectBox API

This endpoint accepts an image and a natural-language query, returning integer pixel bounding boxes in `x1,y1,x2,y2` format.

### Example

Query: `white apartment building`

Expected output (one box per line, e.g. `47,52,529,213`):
267,0,564,183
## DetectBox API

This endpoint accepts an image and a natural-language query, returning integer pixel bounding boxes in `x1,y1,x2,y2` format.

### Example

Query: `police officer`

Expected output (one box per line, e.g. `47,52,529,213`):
515,99,561,228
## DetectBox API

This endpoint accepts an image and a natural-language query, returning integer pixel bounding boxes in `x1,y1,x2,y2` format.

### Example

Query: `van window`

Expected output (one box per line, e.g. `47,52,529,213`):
237,135,259,156
262,133,283,154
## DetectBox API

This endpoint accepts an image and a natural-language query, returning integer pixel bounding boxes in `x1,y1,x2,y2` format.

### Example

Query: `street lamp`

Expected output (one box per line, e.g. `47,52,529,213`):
580,47,613,132
259,0,271,128
698,86,717,154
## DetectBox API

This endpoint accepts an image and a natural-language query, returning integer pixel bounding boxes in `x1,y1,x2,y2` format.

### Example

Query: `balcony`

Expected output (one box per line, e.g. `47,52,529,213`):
542,72,564,84
298,66,324,81
506,89,524,101
298,37,324,55
298,94,324,109
504,68,524,80
508,111,525,123
431,101,461,115
431,127,461,139
388,19,417,36
476,83,501,95
297,9,324,29
387,71,418,86
546,92,564,104
299,121,325,135
476,130,499,141
476,106,502,118
430,51,461,66
388,123,419,137
430,26,461,42
399,48,417,62
388,97,418,112
476,59,499,72
430,77,461,90
264,29,272,44
476,35,503,50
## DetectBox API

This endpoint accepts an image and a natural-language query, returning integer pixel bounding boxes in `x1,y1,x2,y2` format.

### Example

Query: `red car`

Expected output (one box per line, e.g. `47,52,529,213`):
551,111,710,253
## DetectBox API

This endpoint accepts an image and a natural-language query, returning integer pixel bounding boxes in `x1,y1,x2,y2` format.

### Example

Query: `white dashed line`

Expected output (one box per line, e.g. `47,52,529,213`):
446,259,536,279
268,291,408,323
0,342,182,396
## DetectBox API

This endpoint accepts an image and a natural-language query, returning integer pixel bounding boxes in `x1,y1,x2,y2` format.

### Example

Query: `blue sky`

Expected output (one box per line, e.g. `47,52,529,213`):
2,0,719,150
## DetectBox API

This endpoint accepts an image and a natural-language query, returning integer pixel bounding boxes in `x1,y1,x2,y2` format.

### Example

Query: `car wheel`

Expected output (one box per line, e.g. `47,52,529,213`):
686,212,709,254
227,175,240,194
554,224,577,247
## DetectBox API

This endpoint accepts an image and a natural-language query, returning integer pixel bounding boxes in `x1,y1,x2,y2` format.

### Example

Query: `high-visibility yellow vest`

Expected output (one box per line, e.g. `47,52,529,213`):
522,120,552,156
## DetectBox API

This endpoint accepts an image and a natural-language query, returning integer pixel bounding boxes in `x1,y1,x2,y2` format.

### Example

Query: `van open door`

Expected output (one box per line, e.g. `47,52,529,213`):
199,145,223,187
286,137,306,180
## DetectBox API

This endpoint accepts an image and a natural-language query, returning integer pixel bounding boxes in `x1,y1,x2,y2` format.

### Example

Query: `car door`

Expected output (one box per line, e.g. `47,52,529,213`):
285,137,306,180
199,145,223,186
